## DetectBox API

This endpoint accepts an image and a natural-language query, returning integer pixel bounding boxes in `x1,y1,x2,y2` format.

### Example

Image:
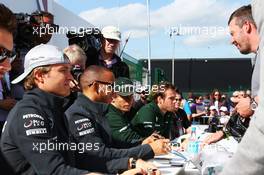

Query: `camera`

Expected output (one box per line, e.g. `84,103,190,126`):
14,11,59,50
205,117,220,133
14,13,34,49
67,28,102,66
71,65,83,82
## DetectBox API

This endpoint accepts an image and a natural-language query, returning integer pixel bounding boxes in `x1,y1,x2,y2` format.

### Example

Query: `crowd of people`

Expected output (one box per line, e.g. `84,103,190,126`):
0,1,264,175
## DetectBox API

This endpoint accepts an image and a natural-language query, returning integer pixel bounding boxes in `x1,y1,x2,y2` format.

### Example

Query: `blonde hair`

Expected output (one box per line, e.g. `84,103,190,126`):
63,44,87,69
24,66,51,90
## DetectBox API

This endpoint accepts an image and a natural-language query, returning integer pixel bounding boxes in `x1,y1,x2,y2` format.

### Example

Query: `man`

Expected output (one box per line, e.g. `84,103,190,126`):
0,3,17,131
220,1,264,174
171,90,191,138
131,82,177,139
1,44,92,175
96,26,130,78
204,5,258,145
107,77,160,148
65,66,166,174
64,44,87,72
0,4,17,174
133,86,149,112
64,44,87,103
0,3,16,80
228,4,260,118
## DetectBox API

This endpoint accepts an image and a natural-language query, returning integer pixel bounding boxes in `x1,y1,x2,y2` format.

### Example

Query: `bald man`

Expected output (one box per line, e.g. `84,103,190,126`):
65,65,167,174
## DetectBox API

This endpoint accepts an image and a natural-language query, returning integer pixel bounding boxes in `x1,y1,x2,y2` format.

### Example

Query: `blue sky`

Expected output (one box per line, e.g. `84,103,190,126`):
56,0,252,59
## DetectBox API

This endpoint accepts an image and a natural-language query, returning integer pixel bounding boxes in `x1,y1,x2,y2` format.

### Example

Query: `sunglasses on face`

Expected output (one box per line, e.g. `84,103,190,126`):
0,46,16,64
175,98,182,102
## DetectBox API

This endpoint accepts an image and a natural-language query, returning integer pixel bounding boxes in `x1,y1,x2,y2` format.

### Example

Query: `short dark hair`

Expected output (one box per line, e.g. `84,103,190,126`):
0,3,17,33
80,65,114,90
153,82,176,103
228,5,256,28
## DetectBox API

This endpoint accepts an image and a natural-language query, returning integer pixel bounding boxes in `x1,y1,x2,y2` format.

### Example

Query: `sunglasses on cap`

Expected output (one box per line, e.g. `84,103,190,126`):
0,46,16,64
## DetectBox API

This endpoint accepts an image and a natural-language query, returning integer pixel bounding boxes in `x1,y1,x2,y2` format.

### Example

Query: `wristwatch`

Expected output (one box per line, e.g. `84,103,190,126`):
250,98,258,111
131,158,137,169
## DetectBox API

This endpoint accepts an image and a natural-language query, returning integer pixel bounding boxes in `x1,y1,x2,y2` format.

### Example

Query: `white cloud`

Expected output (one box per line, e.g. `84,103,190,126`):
181,25,230,46
79,3,147,29
79,0,244,46
183,31,229,46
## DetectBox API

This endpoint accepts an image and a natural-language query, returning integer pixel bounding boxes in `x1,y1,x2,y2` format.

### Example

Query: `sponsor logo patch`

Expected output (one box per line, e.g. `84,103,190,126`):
23,114,44,120
79,128,95,136
24,119,45,128
75,118,90,124
77,122,92,131
26,128,47,136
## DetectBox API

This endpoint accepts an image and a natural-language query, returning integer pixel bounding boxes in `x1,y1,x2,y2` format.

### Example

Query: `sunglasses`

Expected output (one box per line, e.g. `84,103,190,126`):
175,98,182,101
0,46,16,63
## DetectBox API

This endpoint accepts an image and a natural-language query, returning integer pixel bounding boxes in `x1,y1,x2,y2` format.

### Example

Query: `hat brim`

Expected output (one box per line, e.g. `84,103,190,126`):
103,34,121,41
11,58,70,84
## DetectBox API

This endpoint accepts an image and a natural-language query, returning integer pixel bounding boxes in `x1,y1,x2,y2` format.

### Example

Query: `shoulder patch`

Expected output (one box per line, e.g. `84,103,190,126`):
26,128,47,136
23,114,44,120
74,118,94,136
22,113,49,136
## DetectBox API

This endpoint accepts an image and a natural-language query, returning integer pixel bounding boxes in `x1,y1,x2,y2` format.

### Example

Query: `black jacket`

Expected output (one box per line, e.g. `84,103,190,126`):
0,88,88,175
85,51,130,79
98,53,130,78
65,94,154,174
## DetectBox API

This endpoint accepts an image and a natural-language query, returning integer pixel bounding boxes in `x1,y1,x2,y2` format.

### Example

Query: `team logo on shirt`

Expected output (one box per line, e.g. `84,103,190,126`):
23,114,44,120
74,118,94,136
23,113,47,136
24,119,45,128
26,128,47,136
77,122,92,131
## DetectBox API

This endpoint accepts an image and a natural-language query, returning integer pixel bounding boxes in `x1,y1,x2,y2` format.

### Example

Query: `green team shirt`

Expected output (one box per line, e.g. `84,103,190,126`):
131,101,173,138
106,104,143,147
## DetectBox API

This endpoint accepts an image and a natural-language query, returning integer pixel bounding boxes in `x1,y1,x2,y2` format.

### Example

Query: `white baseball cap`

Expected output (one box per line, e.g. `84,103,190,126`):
12,44,70,84
101,26,121,41
209,106,217,111
232,91,239,97
220,106,228,112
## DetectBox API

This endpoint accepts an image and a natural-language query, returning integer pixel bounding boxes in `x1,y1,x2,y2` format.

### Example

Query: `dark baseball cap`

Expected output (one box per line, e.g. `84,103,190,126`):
114,77,134,96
